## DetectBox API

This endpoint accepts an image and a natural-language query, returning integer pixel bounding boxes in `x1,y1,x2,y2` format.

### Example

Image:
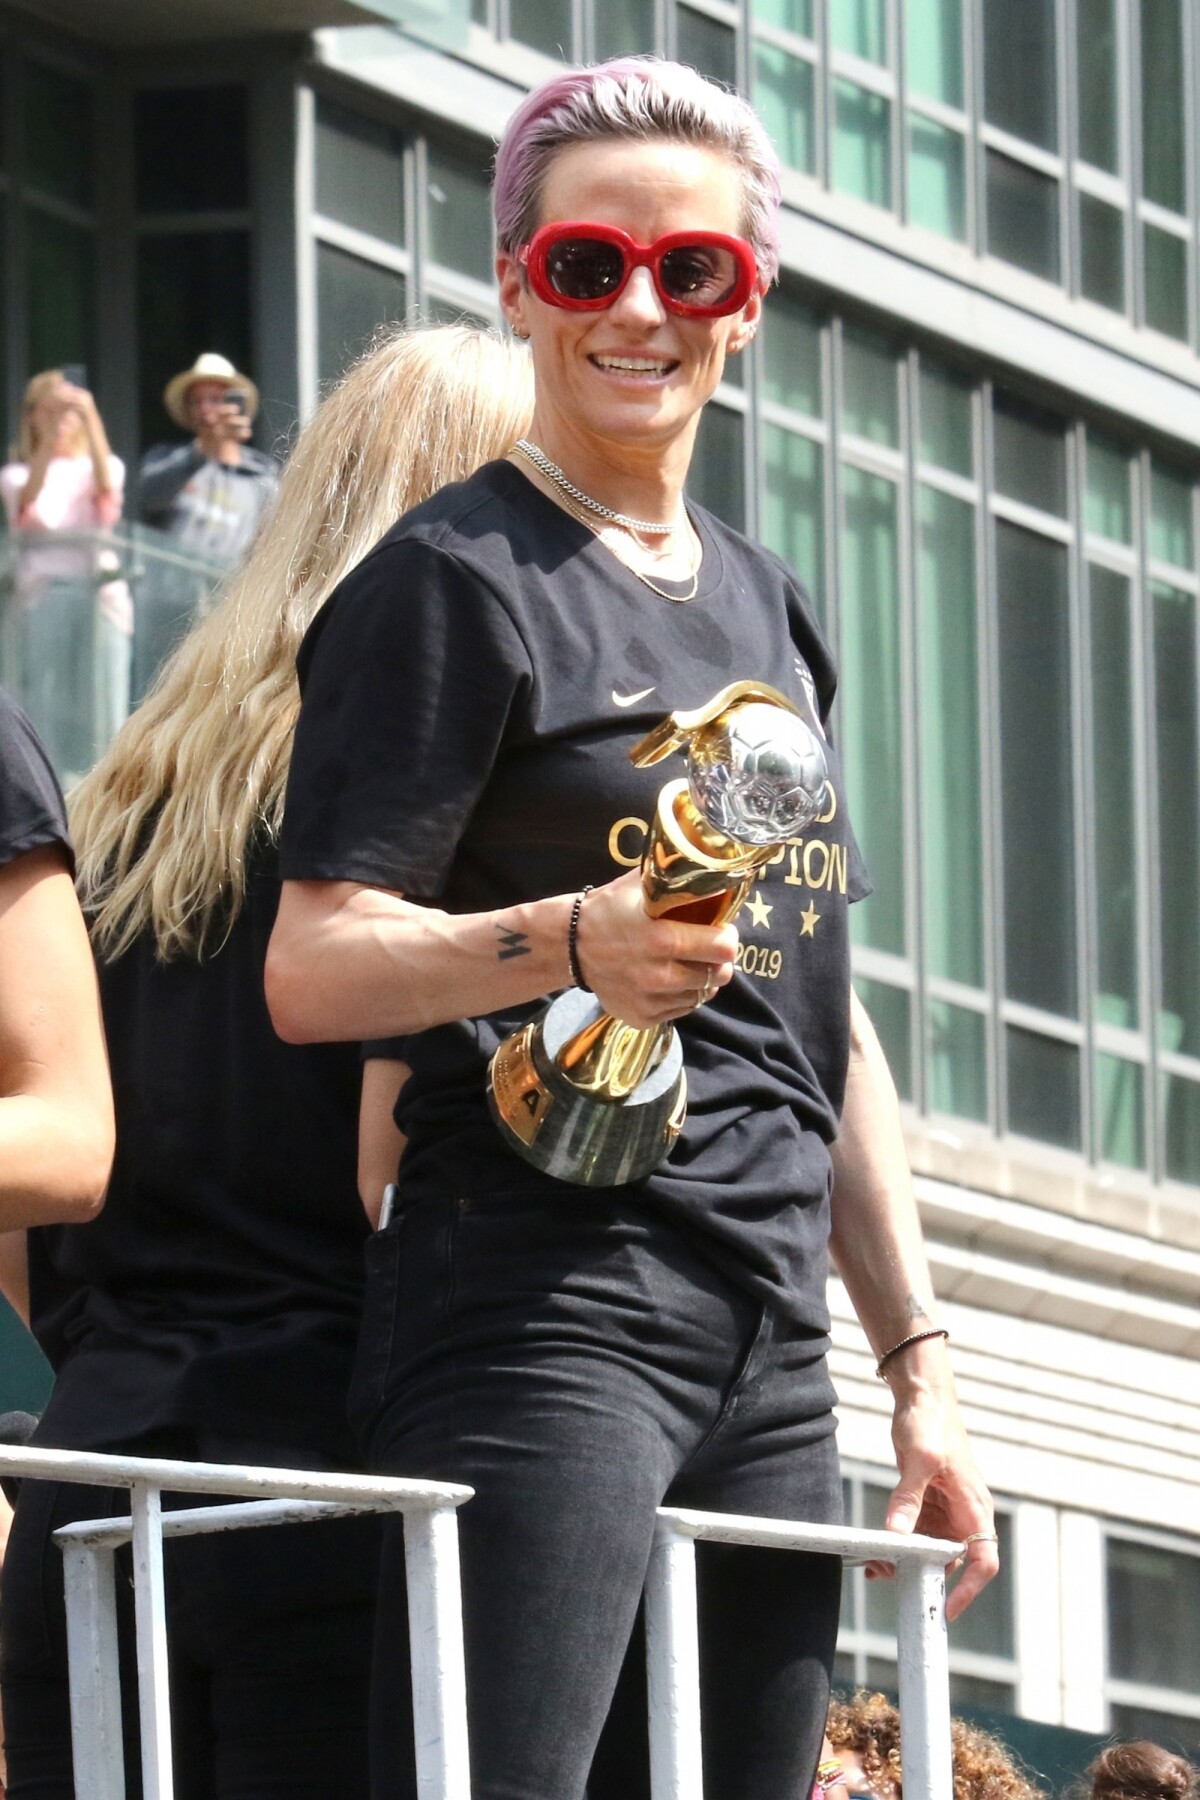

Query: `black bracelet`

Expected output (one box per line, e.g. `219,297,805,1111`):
875,1326,949,1381
567,886,594,992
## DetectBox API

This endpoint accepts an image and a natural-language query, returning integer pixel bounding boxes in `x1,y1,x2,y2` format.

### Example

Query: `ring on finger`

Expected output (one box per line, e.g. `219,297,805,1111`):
963,1531,999,1545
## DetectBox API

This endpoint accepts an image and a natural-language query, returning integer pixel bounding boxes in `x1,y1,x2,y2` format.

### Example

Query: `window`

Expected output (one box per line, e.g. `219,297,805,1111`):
1106,1535,1200,1756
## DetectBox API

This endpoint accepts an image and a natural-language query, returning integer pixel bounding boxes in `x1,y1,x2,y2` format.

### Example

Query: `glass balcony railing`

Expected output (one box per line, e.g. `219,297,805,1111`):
0,523,227,786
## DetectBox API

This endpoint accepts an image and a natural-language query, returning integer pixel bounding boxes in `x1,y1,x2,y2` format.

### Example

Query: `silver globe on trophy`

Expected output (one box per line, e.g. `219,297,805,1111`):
486,681,830,1187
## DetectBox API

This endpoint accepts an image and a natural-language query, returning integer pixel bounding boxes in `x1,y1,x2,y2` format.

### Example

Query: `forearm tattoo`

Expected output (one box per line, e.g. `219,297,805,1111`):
905,1292,933,1324
494,922,531,961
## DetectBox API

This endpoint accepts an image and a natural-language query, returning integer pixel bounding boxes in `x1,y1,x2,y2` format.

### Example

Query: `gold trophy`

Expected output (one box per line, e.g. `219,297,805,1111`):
487,682,829,1186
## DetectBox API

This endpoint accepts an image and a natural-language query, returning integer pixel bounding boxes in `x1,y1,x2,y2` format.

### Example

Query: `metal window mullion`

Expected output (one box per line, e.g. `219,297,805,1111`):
1183,0,1199,350
893,0,908,229
963,0,983,254
1128,0,1146,325
817,0,833,190
1135,448,1164,1181
1122,450,1155,1170
406,134,424,326
295,84,318,422
1057,0,1076,293
822,307,842,655
978,380,1005,1133
1069,423,1097,1164
900,346,925,1112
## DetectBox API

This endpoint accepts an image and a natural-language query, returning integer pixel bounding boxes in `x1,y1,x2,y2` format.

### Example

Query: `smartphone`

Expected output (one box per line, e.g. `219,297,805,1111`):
61,362,88,388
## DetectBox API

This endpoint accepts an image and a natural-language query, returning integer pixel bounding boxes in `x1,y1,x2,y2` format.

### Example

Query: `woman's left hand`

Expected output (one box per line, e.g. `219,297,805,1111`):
869,1340,999,1621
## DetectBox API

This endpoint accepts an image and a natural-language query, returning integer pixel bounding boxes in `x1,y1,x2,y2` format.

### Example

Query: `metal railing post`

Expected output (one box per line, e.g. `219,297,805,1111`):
644,1516,704,1800
61,1543,126,1800
896,1559,954,1800
403,1503,473,1800
129,1484,174,1800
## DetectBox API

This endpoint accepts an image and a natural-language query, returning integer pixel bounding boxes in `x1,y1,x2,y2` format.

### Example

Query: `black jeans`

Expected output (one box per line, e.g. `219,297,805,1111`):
0,1429,380,1800
352,1188,843,1800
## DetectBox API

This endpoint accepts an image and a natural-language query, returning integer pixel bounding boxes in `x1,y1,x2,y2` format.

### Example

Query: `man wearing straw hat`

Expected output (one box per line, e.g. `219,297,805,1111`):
139,352,278,571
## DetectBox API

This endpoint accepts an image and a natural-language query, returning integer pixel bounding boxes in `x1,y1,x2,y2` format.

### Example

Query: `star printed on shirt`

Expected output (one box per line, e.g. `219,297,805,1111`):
799,902,821,937
745,889,773,929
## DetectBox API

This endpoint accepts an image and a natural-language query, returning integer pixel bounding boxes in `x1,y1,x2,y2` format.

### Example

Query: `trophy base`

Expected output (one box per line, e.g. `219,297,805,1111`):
487,988,687,1187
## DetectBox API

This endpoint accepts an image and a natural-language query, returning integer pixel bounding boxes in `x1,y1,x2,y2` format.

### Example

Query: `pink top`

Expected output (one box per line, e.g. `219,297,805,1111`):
0,453,124,532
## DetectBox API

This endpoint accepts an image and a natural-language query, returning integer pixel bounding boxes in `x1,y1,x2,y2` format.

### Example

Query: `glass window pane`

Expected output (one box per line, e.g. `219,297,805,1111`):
426,142,493,284
951,1676,1017,1710
1108,1706,1200,1763
833,82,892,209
917,487,983,985
1007,1027,1082,1148
983,0,1057,149
1163,1073,1200,1185
24,62,93,208
908,116,966,240
842,326,898,446
919,361,973,476
862,1482,899,1633
1150,462,1193,567
510,0,572,55
136,231,250,447
856,979,912,1099
951,1512,1015,1655
1085,435,1132,543
1154,583,1200,1062
25,212,94,377
763,291,822,415
676,7,737,86
1090,566,1139,1027
315,98,405,247
1108,1538,1200,1690
841,466,905,953
1079,193,1125,313
986,151,1060,281
1097,1055,1145,1168
831,0,886,62
1076,0,1119,171
754,44,816,175
317,242,405,388
929,1001,988,1120
594,0,657,57
753,0,813,31
996,523,1077,1016
993,393,1066,515
1143,224,1189,342
1140,0,1185,211
688,402,744,529
763,427,825,603
906,0,963,106
135,86,248,214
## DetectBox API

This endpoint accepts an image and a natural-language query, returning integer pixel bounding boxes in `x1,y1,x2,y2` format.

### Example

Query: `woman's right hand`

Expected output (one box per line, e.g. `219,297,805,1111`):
572,869,738,1029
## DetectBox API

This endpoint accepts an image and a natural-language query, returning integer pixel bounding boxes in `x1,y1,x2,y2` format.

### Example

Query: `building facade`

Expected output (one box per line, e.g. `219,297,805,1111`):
1,0,1198,1776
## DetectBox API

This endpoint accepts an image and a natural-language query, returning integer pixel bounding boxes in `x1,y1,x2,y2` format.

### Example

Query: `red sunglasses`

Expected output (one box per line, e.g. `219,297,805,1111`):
518,221,760,318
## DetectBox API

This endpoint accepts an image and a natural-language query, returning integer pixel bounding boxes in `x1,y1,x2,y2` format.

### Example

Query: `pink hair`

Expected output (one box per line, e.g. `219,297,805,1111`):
493,57,782,284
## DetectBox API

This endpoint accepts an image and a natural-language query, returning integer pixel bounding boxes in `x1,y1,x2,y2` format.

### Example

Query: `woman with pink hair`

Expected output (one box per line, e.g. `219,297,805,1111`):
270,56,996,1800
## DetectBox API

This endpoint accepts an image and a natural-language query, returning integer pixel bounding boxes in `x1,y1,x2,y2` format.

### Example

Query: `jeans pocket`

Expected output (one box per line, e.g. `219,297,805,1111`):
348,1221,406,1444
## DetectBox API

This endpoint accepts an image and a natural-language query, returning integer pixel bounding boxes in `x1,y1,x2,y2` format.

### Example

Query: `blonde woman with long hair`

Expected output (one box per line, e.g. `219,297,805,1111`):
0,324,533,1800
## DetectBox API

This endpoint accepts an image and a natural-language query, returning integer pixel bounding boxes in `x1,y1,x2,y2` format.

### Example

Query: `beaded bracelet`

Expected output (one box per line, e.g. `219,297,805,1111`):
875,1326,950,1381
567,886,594,991
815,1760,846,1792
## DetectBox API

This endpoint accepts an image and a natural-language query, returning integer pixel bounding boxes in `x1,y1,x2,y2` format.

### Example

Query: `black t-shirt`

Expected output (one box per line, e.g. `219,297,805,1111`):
281,461,868,1328
0,686,72,873
29,842,370,1463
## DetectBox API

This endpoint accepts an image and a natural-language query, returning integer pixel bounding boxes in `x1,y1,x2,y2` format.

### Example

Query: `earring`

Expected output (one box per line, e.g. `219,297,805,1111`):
513,326,531,341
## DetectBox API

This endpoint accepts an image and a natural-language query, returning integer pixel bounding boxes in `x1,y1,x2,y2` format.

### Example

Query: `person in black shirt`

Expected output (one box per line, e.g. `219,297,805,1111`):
0,687,112,1239
0,326,533,1800
270,56,999,1800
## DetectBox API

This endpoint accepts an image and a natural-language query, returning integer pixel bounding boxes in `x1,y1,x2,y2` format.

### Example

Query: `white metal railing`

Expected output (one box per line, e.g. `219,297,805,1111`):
646,1508,961,1800
0,1447,962,1800
0,1445,474,1800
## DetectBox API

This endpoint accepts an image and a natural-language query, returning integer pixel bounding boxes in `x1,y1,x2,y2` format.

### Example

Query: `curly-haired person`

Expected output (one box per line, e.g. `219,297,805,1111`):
1086,1742,1198,1800
823,1690,1046,1800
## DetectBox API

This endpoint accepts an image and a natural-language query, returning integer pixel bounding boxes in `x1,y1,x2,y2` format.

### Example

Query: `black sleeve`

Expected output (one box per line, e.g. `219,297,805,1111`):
0,688,73,873
280,538,534,897
138,443,203,518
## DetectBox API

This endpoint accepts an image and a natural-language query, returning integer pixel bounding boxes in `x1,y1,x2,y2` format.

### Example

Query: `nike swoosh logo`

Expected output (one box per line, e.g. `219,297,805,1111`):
612,686,656,708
